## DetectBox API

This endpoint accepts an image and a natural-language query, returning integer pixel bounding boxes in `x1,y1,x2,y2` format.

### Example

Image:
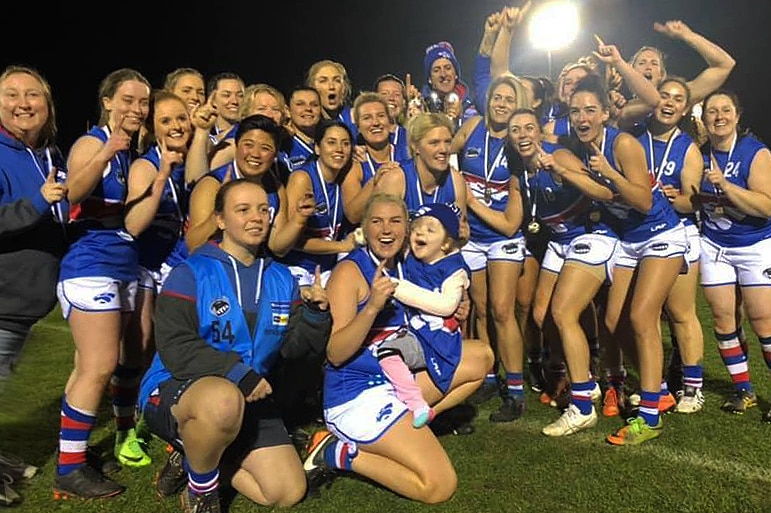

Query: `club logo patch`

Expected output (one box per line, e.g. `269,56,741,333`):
574,243,591,254
652,242,669,252
210,297,230,317
271,301,291,326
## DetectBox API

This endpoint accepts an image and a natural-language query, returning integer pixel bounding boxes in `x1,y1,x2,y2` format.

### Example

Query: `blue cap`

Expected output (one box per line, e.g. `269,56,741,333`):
412,202,461,239
424,41,460,82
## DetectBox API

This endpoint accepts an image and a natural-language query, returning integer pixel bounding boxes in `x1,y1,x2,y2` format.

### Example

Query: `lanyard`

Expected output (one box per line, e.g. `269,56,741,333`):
153,146,184,229
293,134,314,156
364,145,395,178
522,168,539,219
647,128,679,182
315,161,339,239
415,168,439,206
710,132,737,195
483,131,505,188
27,146,64,225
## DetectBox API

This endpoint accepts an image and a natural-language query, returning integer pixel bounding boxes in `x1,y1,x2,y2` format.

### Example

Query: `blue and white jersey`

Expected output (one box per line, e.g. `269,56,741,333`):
460,121,518,243
323,248,410,408
552,115,573,138
401,159,458,217
207,162,282,228
360,144,410,186
593,125,680,242
136,144,189,272
209,124,237,146
521,141,616,244
285,134,315,171
638,127,698,229
278,161,343,274
389,125,410,163
699,134,771,247
402,252,467,393
61,125,138,282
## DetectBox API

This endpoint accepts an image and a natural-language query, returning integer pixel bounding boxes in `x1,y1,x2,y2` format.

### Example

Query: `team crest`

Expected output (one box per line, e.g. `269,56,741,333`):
210,297,230,317
271,301,291,326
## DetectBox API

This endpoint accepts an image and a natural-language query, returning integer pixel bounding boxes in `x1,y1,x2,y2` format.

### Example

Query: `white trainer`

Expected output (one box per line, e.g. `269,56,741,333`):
542,404,598,437
674,386,704,414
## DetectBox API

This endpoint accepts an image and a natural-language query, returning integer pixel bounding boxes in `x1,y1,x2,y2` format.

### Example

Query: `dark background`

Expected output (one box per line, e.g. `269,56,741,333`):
4,0,768,152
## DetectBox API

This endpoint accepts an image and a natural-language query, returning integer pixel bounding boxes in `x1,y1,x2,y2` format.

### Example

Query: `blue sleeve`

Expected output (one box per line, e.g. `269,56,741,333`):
473,54,492,115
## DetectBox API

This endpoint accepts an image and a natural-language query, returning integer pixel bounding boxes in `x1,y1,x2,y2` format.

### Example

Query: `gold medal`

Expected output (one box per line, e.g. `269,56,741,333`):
589,211,601,222
714,205,724,216
484,187,492,203
527,220,541,234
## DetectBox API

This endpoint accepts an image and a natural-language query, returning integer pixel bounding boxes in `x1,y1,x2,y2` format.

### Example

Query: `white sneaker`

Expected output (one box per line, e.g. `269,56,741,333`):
674,386,704,414
542,404,598,437
590,382,602,403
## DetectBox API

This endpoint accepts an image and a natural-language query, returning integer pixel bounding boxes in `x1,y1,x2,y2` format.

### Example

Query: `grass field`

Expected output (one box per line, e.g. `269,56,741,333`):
1,296,770,513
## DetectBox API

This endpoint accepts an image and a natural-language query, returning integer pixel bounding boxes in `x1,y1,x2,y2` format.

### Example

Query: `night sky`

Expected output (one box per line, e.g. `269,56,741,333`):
4,0,769,151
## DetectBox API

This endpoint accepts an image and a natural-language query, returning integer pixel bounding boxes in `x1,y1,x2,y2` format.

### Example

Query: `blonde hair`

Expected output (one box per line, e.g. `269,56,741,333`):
405,112,455,158
0,65,57,148
239,83,287,122
485,73,530,127
305,59,352,106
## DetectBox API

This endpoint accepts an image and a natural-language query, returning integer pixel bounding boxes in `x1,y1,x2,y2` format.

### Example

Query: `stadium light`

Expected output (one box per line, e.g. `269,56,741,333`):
528,1,580,79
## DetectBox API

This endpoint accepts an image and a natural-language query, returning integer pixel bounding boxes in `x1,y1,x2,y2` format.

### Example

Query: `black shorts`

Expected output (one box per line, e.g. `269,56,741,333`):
142,377,292,466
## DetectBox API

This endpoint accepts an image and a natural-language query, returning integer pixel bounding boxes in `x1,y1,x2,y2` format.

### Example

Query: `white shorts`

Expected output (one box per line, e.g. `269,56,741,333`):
700,236,771,287
543,234,620,279
461,237,526,273
287,266,332,288
324,384,409,445
684,224,701,264
616,223,688,269
57,277,137,319
137,263,174,294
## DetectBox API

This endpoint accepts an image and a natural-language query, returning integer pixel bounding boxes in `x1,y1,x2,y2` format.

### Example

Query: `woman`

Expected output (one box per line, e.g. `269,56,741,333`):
506,108,616,436
139,179,331,511
637,78,705,414
124,90,194,372
303,193,493,503
452,73,529,422
698,90,771,421
285,86,322,170
185,114,309,255
281,119,361,288
568,76,686,445
55,68,151,498
0,66,69,497
163,67,206,115
305,59,357,140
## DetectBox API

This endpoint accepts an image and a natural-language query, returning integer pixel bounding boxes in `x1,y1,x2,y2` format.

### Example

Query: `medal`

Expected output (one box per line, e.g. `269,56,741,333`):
527,220,541,234
714,205,724,216
589,211,601,222
484,187,492,203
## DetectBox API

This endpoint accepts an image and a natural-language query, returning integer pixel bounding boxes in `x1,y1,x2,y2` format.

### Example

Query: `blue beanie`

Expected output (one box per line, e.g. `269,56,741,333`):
424,41,461,82
412,202,461,240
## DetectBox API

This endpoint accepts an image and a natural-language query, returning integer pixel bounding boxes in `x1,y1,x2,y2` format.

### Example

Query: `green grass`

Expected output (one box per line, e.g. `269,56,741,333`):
2,297,770,513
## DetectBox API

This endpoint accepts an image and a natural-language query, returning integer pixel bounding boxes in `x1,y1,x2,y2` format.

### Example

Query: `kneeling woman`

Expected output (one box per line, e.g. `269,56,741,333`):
304,193,493,504
139,179,331,510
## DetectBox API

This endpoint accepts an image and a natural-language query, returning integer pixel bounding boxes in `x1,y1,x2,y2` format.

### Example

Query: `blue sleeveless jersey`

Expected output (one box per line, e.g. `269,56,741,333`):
552,115,572,137
279,162,343,274
139,252,297,409
286,135,315,171
136,145,189,271
460,121,517,243
594,126,680,242
401,159,457,216
323,248,410,408
638,127,698,228
521,141,615,243
60,125,138,282
207,163,282,227
389,125,410,163
402,252,467,393
699,135,771,247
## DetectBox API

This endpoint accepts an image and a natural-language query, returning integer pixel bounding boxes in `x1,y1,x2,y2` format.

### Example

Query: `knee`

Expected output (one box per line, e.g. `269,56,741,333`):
201,383,245,430
551,303,577,332
629,307,660,340
490,299,514,323
532,303,548,330
269,478,307,508
421,469,457,504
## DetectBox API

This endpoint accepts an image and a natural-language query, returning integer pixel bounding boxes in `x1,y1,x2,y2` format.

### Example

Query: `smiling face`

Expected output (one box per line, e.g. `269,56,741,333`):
104,79,150,135
703,93,740,144
414,125,453,173
235,128,277,179
247,91,285,126
429,57,457,95
363,198,407,262
0,71,49,145
211,78,244,125
216,181,270,252
315,125,352,174
170,73,205,114
409,215,450,264
569,90,609,145
488,82,519,128
508,111,542,161
376,78,406,121
154,96,192,154
289,89,321,134
654,80,689,128
356,100,390,148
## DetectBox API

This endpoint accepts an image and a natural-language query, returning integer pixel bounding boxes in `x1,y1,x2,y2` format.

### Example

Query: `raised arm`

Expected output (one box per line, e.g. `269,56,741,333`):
654,20,736,104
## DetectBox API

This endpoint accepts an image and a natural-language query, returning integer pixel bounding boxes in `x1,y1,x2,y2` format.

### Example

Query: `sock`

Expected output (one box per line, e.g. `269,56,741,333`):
571,380,595,415
484,364,498,385
716,331,752,392
682,365,703,390
185,463,219,496
760,336,771,371
324,440,358,471
659,379,670,397
505,372,524,398
378,352,428,413
110,364,141,433
57,396,96,476
638,390,660,427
